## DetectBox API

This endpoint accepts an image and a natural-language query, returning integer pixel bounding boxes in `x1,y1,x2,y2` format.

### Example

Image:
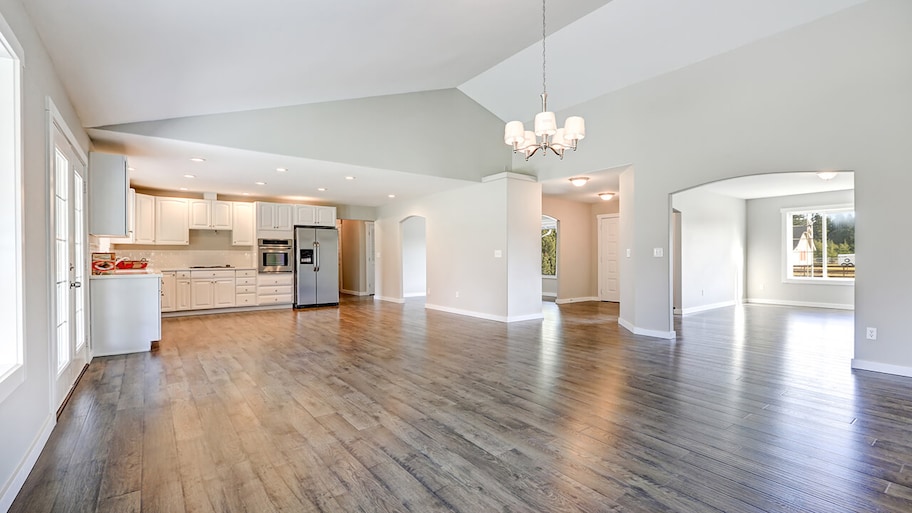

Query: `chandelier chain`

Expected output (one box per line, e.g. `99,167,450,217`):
541,0,547,95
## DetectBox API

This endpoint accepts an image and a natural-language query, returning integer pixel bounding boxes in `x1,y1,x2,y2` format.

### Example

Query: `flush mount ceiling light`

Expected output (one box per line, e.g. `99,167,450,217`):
276,167,287,172
598,192,615,201
183,174,195,179
317,187,327,192
189,157,206,163
388,194,396,198
254,181,266,185
345,176,355,181
570,177,589,187
816,171,838,180
504,0,585,160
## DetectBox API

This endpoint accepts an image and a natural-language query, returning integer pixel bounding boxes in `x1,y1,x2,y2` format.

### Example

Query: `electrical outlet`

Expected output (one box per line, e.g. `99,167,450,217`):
866,327,877,340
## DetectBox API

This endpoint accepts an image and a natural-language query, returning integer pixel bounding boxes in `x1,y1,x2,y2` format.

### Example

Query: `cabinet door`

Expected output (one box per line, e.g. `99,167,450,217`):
188,199,211,229
108,188,136,244
160,272,176,312
213,279,236,307
190,279,214,309
256,202,276,231
295,205,316,225
155,197,189,245
232,202,255,246
88,152,129,236
176,279,191,310
316,206,336,226
275,204,293,230
134,193,155,244
212,201,233,230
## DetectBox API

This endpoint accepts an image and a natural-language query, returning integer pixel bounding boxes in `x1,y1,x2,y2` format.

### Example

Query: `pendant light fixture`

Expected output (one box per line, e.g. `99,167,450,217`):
504,0,585,160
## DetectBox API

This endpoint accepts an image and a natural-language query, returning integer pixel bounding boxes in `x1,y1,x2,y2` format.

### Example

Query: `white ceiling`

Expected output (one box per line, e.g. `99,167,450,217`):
24,0,867,206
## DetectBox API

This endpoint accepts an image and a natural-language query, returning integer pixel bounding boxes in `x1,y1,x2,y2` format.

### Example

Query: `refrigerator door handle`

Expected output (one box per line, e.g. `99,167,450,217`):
313,241,320,272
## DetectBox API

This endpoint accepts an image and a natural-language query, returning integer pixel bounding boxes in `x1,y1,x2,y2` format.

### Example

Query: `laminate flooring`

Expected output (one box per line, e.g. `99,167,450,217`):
11,298,912,512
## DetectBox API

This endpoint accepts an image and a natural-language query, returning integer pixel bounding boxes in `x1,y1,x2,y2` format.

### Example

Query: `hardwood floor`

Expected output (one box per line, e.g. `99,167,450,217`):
11,298,912,512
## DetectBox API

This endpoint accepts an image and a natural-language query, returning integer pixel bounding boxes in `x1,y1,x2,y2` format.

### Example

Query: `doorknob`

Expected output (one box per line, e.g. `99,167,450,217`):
69,281,81,288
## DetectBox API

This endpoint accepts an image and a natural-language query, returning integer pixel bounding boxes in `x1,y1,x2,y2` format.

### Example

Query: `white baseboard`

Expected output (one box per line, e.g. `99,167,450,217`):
555,296,599,305
851,359,912,378
161,303,291,318
376,296,405,304
341,289,371,296
425,303,544,323
618,317,676,340
541,292,557,299
746,298,854,310
403,292,427,298
680,300,738,316
0,413,55,512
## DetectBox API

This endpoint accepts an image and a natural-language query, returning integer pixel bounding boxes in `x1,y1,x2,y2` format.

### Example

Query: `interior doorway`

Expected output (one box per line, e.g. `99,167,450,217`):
400,216,426,300
597,214,619,302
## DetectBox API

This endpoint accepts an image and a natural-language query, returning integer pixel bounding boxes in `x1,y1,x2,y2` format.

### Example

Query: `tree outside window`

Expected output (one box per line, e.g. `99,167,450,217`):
787,207,855,280
542,216,557,276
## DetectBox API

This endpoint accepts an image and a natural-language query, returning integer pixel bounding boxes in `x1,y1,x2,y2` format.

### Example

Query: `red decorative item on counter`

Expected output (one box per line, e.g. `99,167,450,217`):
115,259,149,270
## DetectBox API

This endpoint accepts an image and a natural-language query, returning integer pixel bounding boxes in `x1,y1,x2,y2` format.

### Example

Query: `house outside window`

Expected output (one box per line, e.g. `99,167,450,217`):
784,205,855,282
542,215,557,277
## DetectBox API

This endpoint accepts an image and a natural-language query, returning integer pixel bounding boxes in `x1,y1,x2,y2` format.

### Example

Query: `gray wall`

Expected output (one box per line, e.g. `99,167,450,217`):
672,189,746,314
401,216,427,297
746,189,854,309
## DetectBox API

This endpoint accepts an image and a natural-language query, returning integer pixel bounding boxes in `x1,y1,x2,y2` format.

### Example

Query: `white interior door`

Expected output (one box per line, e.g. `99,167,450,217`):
365,222,375,295
598,215,620,302
52,121,88,411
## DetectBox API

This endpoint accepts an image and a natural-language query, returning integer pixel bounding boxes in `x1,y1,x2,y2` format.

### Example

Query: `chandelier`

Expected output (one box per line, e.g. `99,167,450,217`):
504,0,585,160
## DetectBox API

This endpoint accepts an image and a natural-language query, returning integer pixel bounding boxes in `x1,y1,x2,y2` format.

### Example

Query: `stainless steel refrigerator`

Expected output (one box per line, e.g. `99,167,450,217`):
294,226,340,307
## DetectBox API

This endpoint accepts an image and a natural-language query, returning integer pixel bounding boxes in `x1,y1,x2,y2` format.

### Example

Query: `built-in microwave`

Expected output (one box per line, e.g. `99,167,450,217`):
257,238,293,273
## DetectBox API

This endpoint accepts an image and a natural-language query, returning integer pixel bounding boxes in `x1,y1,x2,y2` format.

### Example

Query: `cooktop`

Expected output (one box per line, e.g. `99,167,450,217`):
189,265,234,269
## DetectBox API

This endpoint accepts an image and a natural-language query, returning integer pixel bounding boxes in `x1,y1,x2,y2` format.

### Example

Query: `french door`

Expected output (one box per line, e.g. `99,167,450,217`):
52,119,88,411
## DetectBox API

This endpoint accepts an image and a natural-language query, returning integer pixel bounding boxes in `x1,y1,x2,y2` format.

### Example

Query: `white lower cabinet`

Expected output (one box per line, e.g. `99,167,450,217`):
176,272,191,310
161,272,176,312
257,273,294,304
190,269,236,309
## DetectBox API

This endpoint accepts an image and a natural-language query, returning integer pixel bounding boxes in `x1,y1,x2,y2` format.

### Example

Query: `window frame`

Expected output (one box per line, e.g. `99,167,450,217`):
0,12,26,404
781,203,855,286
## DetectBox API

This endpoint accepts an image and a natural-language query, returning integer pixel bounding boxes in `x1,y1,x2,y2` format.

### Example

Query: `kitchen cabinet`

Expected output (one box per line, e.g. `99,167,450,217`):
294,205,337,227
160,271,176,312
256,201,293,237
88,152,129,237
257,272,294,304
190,269,235,309
90,273,161,356
235,269,257,306
134,193,155,244
176,272,191,310
107,188,136,244
231,202,256,246
189,199,232,230
154,197,189,245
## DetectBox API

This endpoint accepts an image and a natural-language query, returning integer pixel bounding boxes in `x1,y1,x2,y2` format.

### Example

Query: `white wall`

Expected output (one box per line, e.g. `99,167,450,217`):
401,216,426,297
672,189,746,314
0,0,89,508
746,189,854,309
524,0,912,363
376,174,541,322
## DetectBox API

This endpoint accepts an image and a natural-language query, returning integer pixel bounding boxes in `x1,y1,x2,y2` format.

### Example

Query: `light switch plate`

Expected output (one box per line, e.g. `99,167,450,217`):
494,250,502,258
653,248,664,258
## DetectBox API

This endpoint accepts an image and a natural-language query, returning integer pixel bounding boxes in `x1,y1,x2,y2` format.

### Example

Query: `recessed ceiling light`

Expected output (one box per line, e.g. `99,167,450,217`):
598,192,615,201
189,157,206,163
345,176,355,180
255,181,266,185
388,194,396,198
242,192,251,196
127,167,135,171
317,187,327,192
179,187,189,191
183,174,196,179
276,167,287,172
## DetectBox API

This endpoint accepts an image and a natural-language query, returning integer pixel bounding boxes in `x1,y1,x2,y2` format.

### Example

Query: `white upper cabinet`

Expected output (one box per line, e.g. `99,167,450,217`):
188,199,232,230
133,193,155,244
107,188,136,244
88,152,129,237
154,197,189,245
231,201,255,246
256,202,294,238
295,204,337,227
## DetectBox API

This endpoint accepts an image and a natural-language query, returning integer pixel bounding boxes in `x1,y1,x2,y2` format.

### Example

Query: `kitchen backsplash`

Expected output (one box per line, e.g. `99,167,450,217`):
113,249,256,270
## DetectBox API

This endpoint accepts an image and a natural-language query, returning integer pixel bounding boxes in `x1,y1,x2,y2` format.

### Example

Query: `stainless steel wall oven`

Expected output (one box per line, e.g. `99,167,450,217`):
257,238,293,273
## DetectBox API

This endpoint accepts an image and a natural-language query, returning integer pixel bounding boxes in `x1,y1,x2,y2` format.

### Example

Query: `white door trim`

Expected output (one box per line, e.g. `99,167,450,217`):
597,214,620,302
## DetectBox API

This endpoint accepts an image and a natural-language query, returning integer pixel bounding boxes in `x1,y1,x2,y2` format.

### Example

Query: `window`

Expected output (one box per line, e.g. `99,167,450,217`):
0,13,24,403
542,215,557,276
784,206,855,282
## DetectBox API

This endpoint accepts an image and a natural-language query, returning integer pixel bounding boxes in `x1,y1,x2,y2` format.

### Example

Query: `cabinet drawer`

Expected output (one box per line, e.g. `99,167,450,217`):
191,270,235,279
236,293,257,306
257,294,292,304
176,271,191,279
236,269,257,278
236,277,257,286
258,285,293,296
258,273,293,286
236,285,257,294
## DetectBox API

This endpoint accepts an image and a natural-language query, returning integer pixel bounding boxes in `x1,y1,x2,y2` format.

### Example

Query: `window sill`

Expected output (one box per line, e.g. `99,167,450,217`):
542,275,557,280
783,278,854,286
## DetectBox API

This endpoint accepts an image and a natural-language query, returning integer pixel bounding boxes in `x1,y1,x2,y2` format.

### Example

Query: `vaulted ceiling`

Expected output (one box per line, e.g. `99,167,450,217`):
23,0,866,205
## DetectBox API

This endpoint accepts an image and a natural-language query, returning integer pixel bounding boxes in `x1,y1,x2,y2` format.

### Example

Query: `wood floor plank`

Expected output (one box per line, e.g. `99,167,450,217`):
11,299,912,512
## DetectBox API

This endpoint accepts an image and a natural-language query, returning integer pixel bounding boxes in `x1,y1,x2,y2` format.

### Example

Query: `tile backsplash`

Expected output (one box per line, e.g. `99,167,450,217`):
112,249,256,270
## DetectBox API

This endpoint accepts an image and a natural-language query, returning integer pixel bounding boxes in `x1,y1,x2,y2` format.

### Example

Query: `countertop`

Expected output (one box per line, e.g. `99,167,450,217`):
90,270,162,279
159,267,256,272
